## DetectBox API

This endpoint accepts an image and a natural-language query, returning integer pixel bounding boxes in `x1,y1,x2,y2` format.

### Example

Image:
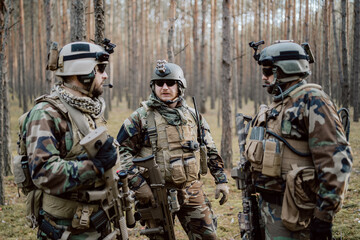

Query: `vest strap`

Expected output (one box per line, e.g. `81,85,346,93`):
147,110,158,156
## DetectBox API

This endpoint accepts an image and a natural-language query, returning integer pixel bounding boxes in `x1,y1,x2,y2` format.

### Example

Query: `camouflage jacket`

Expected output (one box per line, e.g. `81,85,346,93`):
117,100,228,188
25,96,105,195
252,82,353,222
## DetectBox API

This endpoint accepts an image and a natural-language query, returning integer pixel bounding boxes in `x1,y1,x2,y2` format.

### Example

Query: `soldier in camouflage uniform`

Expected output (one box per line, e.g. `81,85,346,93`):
116,60,229,239
246,41,353,240
24,41,118,239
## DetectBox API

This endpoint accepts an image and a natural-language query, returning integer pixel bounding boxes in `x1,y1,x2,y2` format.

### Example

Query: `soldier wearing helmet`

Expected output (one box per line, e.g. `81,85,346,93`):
245,41,353,240
23,41,119,239
117,60,229,239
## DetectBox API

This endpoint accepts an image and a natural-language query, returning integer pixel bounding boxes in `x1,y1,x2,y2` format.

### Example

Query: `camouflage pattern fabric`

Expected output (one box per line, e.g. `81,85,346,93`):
259,197,310,240
253,84,353,224
25,94,108,239
25,101,100,195
117,100,227,184
117,98,227,238
177,180,217,240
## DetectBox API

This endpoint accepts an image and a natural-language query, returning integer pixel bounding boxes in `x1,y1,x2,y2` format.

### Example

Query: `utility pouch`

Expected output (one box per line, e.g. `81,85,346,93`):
169,156,186,185
281,164,317,231
199,145,208,175
13,155,36,196
25,189,43,228
183,152,199,182
245,140,263,171
262,139,283,177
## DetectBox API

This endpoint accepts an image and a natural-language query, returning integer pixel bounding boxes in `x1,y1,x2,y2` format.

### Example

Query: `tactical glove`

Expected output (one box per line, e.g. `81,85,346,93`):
134,181,155,207
91,137,117,174
215,183,229,205
310,217,333,240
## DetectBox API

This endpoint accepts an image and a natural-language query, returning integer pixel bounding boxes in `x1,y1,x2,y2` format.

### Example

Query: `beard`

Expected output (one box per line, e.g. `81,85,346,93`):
91,85,104,98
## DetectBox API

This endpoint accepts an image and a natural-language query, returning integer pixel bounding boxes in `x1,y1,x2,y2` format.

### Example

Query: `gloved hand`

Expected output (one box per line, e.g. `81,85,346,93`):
215,183,229,205
310,217,332,240
134,181,155,207
91,137,117,174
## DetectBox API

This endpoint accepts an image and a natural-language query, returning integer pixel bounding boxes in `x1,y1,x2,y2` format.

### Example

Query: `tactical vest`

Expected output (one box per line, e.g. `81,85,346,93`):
246,84,322,180
14,93,107,227
137,102,201,188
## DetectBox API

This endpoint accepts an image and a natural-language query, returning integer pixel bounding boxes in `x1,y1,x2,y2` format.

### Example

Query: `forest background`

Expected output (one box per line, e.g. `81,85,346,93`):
0,0,359,239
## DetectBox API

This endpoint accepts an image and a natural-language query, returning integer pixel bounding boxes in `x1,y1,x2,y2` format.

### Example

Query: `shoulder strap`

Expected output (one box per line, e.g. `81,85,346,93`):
146,109,158,156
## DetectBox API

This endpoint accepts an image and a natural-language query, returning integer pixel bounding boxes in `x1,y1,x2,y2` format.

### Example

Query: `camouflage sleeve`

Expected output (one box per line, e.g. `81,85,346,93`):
25,102,99,195
284,88,353,222
200,115,228,184
116,108,147,186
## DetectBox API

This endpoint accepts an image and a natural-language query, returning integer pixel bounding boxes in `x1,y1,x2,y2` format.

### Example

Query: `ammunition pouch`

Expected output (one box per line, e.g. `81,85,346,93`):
281,164,318,231
13,155,36,196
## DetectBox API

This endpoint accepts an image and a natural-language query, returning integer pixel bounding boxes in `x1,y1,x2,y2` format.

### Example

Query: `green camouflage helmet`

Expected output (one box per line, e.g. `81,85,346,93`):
150,60,187,89
259,41,311,82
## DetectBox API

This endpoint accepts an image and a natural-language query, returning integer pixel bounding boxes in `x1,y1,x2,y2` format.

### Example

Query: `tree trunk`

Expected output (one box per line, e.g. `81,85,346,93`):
19,0,27,111
304,0,309,42
38,0,45,94
322,0,330,93
200,0,207,113
71,0,86,41
0,0,9,205
331,0,344,100
210,0,216,109
192,0,200,101
45,0,53,93
341,0,349,108
221,0,232,169
353,0,360,121
167,0,176,62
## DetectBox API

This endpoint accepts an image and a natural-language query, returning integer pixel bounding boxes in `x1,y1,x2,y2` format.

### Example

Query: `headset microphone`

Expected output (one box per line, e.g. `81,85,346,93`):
103,84,113,88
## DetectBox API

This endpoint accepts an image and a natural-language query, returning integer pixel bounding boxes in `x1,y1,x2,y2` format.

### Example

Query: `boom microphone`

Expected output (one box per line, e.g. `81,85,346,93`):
103,84,113,88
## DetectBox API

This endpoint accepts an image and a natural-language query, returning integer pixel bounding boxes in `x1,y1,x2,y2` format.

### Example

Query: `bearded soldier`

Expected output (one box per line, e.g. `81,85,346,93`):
22,41,119,239
116,60,229,239
246,40,353,240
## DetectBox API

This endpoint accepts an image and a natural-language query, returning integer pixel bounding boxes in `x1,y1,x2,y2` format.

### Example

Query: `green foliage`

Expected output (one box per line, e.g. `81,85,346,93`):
2,98,359,239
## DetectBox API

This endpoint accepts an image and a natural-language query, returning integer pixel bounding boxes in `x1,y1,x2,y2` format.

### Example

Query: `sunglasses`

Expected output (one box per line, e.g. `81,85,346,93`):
154,80,177,87
262,68,274,77
96,64,107,73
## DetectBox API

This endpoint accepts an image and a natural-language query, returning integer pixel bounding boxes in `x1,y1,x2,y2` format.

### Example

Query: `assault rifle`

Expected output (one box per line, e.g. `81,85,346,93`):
80,126,135,240
231,114,263,240
133,155,179,240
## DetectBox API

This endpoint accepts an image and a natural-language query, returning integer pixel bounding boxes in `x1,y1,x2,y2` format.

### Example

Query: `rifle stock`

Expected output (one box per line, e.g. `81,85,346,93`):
133,155,176,240
231,113,263,240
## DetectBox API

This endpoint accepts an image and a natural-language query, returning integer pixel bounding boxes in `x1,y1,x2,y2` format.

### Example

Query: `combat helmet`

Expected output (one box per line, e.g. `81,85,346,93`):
257,40,313,82
47,39,116,97
150,60,187,96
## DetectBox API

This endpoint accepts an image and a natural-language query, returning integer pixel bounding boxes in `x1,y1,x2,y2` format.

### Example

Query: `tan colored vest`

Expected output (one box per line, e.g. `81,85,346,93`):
137,104,201,188
246,84,322,179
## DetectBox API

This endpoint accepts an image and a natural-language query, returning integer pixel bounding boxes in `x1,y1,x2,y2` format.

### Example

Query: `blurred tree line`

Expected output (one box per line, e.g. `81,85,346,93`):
0,0,359,203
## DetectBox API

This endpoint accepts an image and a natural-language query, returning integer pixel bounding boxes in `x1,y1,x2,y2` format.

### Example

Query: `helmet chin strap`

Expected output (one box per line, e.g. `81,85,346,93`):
63,76,96,98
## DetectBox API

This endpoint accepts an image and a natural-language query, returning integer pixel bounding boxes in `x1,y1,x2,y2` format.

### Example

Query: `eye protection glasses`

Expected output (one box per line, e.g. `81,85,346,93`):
96,64,107,73
262,68,274,77
154,80,177,87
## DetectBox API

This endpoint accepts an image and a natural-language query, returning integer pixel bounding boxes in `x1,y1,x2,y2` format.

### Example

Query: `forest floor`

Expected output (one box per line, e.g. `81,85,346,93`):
1,97,359,239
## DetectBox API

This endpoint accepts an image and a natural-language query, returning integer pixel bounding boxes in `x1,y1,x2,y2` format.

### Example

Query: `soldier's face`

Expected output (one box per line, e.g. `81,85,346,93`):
92,64,108,98
154,80,178,102
262,67,275,94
